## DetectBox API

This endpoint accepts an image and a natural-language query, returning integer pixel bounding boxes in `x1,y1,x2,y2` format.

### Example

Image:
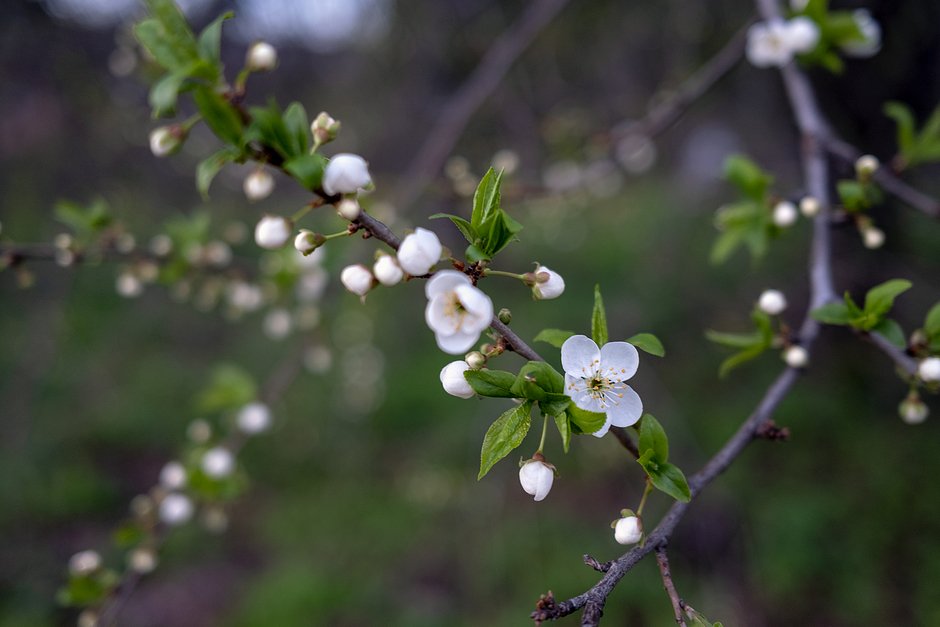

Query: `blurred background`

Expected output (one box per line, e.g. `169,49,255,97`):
2,0,940,625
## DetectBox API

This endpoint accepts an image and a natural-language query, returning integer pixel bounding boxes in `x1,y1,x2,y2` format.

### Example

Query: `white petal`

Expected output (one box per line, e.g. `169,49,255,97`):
424,270,469,299
591,417,613,438
565,374,604,413
455,284,494,331
561,335,600,376
599,341,640,381
435,329,479,354
604,385,643,428
425,295,459,335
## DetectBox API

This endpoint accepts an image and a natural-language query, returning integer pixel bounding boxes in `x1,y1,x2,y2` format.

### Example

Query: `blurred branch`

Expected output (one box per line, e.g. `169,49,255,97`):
608,426,639,458
863,330,918,376
824,137,940,219
655,546,687,627
394,0,572,211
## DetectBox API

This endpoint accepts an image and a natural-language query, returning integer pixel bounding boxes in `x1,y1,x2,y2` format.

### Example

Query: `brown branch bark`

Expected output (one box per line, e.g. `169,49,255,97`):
655,546,687,627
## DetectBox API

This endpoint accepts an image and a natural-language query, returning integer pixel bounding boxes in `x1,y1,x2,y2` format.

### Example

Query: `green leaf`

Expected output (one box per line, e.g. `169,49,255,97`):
811,302,852,325
627,332,665,357
836,179,869,211
284,154,327,191
645,461,691,502
465,244,488,263
464,369,517,398
470,168,503,231
196,147,240,199
718,343,767,378
554,412,571,453
533,328,576,348
134,17,197,73
638,414,669,463
511,361,565,401
196,364,257,413
872,318,906,349
429,213,476,245
710,227,747,265
539,394,571,419
149,65,194,117
55,198,112,237
283,102,310,156
478,401,533,479
752,309,774,344
705,329,764,349
248,101,297,159
863,279,912,321
592,284,608,347
197,11,232,64
723,154,773,201
193,86,243,146
884,101,916,157
924,302,940,338
567,404,607,435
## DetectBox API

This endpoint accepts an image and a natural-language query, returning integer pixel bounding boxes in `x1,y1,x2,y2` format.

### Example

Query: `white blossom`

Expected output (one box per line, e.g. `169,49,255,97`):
373,254,403,286
424,270,494,354
336,198,361,221
772,201,799,228
116,272,143,298
68,550,102,576
519,459,554,501
254,215,292,249
785,16,821,54
201,447,235,479
841,10,881,58
758,289,787,315
243,169,275,201
341,264,374,297
855,154,880,178
919,357,940,382
246,41,277,71
747,20,795,68
799,196,821,217
862,227,885,250
397,227,443,276
128,548,158,574
159,461,187,490
322,153,372,196
149,126,181,157
532,265,565,300
561,335,643,437
227,281,264,312
899,396,929,425
790,0,809,11
784,345,809,368
159,493,194,526
294,230,323,256
614,515,643,545
237,402,272,434
440,360,474,398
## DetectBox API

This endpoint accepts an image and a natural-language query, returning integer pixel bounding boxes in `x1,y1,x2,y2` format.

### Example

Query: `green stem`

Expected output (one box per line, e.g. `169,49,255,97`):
636,478,654,518
323,230,353,241
180,113,202,132
234,68,251,94
536,414,549,455
292,205,314,222
484,269,526,281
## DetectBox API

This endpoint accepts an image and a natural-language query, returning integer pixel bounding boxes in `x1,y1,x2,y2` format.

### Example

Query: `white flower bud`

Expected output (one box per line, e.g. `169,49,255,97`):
336,198,361,221
149,126,183,158
263,308,292,340
396,227,443,276
899,396,929,425
340,264,374,297
237,402,272,434
841,10,881,58
201,447,235,479
116,272,143,298
294,229,324,256
465,351,486,370
311,111,341,146
322,153,372,196
772,201,798,228
159,461,187,490
243,169,275,201
919,357,940,382
519,459,554,501
614,515,643,545
758,289,787,315
862,227,885,249
254,215,293,249
784,16,820,53
373,254,403,286
159,493,194,526
149,234,173,257
69,550,102,576
532,265,565,300
799,196,820,217
440,360,474,398
246,41,277,72
77,610,99,627
855,154,880,178
128,548,158,574
783,345,809,368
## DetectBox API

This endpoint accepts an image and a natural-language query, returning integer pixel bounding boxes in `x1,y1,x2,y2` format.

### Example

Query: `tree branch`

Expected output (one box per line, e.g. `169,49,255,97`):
655,546,688,627
862,330,918,376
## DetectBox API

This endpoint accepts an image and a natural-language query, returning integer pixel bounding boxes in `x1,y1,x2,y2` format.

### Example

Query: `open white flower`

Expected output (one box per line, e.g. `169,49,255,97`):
747,20,795,67
561,335,643,437
519,459,554,501
919,357,940,383
532,264,565,300
425,270,493,354
397,227,442,276
322,153,372,196
440,360,474,398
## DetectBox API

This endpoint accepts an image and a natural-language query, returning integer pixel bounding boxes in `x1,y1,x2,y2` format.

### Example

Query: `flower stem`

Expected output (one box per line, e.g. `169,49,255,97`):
484,269,526,281
636,478,654,518
323,229,353,241
536,414,549,454
292,205,314,222
180,113,202,133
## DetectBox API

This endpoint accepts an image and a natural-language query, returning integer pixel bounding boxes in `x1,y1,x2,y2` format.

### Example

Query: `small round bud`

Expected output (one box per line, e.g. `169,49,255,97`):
128,548,158,574
201,447,235,479
336,198,361,221
396,227,443,276
294,229,325,256
783,345,809,368
919,357,940,382
465,351,486,370
340,264,374,297
899,395,929,425
440,360,474,398
758,289,787,315
497,308,512,325
254,215,293,249
243,169,275,202
234,402,270,434
519,459,554,501
159,461,187,490
204,241,232,267
614,515,643,545
532,265,565,300
799,196,820,217
322,154,372,196
246,41,277,72
373,254,403,286
855,154,880,179
149,234,173,257
68,550,102,576
116,272,143,298
159,493,194,526
311,111,341,146
187,419,212,443
862,227,885,250
772,201,798,228
149,125,184,158
263,307,292,340
77,610,100,627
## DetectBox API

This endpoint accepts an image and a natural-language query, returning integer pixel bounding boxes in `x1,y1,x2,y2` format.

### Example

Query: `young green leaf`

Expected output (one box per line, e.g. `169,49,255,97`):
464,369,517,398
567,404,607,435
510,361,565,401
196,148,240,199
283,102,310,156
429,213,476,245
811,302,852,325
723,154,773,201
284,154,327,191
196,364,257,413
554,412,571,453
193,86,244,146
637,414,669,463
705,329,764,349
539,394,571,420
718,343,768,378
197,11,233,64
470,168,503,231
592,284,608,347
627,333,665,357
533,328,576,348
646,462,691,502
478,401,533,479
863,279,912,321
872,318,906,349
924,302,940,338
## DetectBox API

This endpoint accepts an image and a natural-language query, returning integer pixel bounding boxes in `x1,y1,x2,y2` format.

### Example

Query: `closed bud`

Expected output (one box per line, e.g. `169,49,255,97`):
159,493,194,526
373,254,403,286
336,198,361,221
149,125,185,158
311,111,341,146
68,550,102,576
254,215,293,249
243,169,275,201
128,548,158,574
397,227,443,276
899,394,929,425
237,402,272,434
532,265,565,300
440,360,474,398
246,41,277,72
772,201,798,228
783,345,809,368
758,289,787,315
77,610,99,627
465,351,486,369
159,461,187,490
519,458,555,501
862,226,885,250
799,196,820,217
340,264,374,297
201,447,235,479
294,229,325,256
919,357,940,383
322,153,372,196
613,515,643,545
497,308,512,324
855,154,879,180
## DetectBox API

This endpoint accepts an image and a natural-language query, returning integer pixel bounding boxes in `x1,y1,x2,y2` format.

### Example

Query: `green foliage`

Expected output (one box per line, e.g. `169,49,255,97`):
635,414,691,502
706,310,775,377
430,168,523,262
627,332,665,357
711,155,783,264
196,147,241,199
533,328,575,348
884,101,940,168
56,570,119,608
724,154,773,201
464,369,517,398
196,364,257,413
788,1,872,74
193,86,244,146
567,404,607,434
592,284,608,347
478,401,533,479
553,412,571,453
284,154,328,192
836,179,882,212
811,279,911,344
54,198,112,245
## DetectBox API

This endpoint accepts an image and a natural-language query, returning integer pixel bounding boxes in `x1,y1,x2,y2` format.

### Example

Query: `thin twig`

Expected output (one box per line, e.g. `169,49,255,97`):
608,427,640,458
863,330,918,376
655,546,688,627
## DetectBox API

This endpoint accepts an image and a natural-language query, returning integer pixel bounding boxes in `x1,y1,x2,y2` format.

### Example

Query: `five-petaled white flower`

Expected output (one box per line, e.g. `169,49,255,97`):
561,335,643,437
425,270,494,354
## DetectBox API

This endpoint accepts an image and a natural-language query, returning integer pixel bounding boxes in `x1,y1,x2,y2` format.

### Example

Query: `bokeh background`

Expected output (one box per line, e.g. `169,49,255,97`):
2,0,940,625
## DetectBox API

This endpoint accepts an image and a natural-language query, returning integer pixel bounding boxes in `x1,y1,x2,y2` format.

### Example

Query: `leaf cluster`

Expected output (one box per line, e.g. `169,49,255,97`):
635,414,691,502
884,101,940,169
706,309,776,377
811,279,911,347
711,155,779,264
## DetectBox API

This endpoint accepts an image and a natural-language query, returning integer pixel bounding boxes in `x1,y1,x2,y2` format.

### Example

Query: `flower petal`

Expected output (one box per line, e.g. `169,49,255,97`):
455,284,494,331
599,341,640,381
565,374,604,413
425,270,469,299
591,417,613,438
425,295,459,335
605,384,643,428
561,335,600,376
435,328,479,354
